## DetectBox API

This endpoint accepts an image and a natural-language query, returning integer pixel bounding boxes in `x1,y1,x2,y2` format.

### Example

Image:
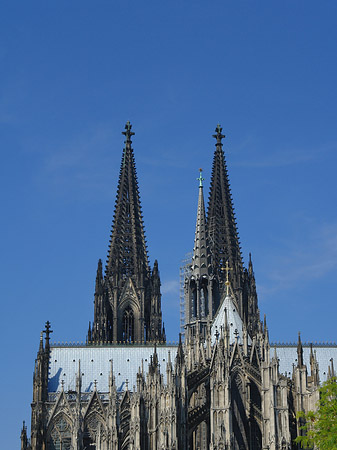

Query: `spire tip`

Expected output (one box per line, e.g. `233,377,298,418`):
212,123,225,146
197,168,204,187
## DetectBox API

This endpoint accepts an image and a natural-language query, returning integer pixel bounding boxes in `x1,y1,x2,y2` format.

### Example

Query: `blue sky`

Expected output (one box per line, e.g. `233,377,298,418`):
1,1,337,446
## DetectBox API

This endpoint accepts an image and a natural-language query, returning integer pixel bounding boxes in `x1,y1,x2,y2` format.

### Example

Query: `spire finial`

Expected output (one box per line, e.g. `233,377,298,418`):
44,321,53,351
197,168,204,188
212,123,225,146
122,121,135,145
223,260,233,296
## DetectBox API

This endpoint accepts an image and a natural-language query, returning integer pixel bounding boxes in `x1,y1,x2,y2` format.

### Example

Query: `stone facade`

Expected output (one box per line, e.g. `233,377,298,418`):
21,123,336,450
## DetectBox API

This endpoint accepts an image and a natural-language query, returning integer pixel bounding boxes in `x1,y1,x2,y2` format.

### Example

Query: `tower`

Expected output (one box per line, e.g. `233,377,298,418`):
207,124,259,334
90,122,165,344
185,169,218,338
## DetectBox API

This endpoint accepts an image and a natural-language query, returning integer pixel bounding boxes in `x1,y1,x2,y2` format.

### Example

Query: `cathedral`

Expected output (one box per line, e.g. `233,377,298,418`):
21,122,337,450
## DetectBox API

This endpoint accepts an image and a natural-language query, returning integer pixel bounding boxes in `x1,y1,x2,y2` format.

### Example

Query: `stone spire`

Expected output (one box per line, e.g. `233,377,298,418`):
185,169,218,329
191,169,211,277
106,121,149,281
91,122,164,344
297,332,304,368
207,124,242,283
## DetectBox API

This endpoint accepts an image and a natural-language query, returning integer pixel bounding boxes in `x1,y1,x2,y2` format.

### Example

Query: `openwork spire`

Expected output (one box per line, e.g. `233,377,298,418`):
191,169,211,276
106,122,149,280
91,123,164,344
207,124,242,281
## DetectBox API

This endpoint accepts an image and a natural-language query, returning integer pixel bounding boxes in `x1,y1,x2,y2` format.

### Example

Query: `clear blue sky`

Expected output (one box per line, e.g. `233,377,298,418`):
1,1,337,447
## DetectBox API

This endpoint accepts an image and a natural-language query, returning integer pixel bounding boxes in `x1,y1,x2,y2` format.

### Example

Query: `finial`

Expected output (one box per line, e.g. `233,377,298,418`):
212,123,225,146
197,168,204,188
44,321,53,348
94,379,97,390
122,121,135,145
223,260,233,296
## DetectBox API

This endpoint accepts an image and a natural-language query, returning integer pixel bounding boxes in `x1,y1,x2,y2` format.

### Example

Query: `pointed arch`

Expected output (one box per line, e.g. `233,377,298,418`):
83,412,107,450
231,370,249,450
47,413,73,450
122,305,135,342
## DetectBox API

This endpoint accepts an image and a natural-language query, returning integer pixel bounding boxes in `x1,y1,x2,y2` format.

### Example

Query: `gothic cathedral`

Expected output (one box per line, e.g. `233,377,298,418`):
21,123,337,450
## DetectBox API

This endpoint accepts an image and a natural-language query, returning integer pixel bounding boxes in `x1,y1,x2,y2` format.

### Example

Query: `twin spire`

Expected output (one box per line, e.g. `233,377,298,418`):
186,124,257,332
91,122,164,344
192,124,241,283
106,121,149,281
207,124,242,281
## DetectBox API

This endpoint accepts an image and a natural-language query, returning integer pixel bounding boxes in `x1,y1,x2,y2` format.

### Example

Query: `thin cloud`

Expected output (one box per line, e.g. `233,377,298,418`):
232,143,336,169
258,221,337,296
37,124,119,199
161,279,180,295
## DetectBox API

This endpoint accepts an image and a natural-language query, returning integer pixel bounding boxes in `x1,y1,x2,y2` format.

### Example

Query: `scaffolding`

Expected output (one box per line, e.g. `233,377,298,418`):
179,252,192,340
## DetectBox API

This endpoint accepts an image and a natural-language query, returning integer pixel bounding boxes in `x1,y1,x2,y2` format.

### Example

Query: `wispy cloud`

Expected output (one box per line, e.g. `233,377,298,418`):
161,279,180,295
258,220,337,297
37,124,119,200
232,142,336,169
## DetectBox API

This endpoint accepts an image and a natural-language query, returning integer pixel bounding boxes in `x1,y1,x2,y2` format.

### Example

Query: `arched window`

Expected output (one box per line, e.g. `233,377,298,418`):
83,413,106,450
122,306,134,342
48,416,72,450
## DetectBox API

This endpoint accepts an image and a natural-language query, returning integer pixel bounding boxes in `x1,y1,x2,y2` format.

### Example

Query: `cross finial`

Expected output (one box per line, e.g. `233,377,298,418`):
197,168,204,187
122,121,135,144
44,321,53,338
221,260,233,296
212,123,225,146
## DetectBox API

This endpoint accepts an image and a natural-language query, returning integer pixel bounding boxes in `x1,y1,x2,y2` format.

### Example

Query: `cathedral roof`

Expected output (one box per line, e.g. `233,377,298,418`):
47,342,337,397
211,294,251,345
48,345,176,394
273,344,337,381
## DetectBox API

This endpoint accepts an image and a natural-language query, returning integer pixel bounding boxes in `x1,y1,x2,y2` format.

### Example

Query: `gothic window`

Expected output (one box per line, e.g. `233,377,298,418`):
122,306,134,342
47,416,72,450
83,413,106,450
